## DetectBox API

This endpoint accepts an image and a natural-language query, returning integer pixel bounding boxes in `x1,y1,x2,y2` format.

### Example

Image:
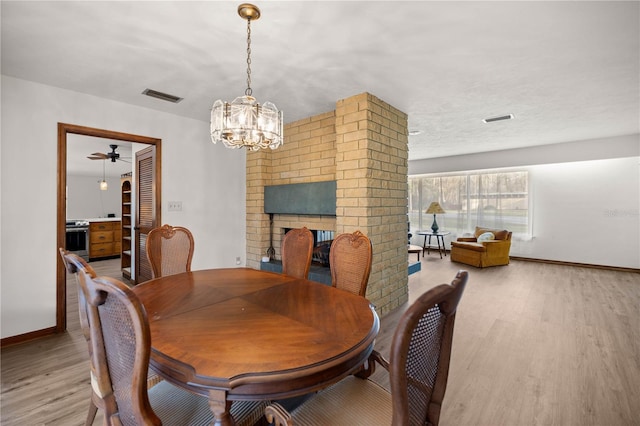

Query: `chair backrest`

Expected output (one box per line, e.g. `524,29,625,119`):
281,227,314,279
146,224,195,279
329,230,372,297
474,226,512,241
64,251,161,426
59,248,97,344
389,270,468,426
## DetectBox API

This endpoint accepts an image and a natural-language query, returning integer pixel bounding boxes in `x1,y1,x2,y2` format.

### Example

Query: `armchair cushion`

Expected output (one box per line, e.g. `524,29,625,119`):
451,241,485,252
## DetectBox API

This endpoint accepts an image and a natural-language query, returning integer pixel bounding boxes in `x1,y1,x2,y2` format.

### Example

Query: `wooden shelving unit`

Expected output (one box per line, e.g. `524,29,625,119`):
121,173,132,281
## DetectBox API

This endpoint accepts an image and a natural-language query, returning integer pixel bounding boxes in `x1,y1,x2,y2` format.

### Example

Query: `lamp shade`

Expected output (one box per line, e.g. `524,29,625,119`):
425,201,446,214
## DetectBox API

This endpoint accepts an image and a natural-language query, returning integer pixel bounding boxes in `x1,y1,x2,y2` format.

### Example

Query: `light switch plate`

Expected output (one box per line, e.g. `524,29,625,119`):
168,201,182,211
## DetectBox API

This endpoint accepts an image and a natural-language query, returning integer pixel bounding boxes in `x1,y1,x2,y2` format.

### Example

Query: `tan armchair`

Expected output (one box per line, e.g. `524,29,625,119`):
450,226,512,268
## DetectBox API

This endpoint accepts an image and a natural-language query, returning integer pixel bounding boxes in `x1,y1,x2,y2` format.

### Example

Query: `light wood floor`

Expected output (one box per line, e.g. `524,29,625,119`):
2,256,639,425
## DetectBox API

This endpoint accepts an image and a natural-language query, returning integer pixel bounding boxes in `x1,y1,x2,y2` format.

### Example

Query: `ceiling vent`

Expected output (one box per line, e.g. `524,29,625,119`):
483,114,514,123
142,88,183,103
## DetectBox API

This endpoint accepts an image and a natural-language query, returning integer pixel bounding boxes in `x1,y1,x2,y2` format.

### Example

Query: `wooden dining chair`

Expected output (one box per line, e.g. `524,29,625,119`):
59,248,163,426
59,248,102,426
265,270,469,426
281,227,314,279
329,230,373,297
61,250,267,426
146,224,195,278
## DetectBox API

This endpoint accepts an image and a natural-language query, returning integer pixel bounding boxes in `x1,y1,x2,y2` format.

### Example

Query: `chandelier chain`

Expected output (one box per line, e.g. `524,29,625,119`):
245,18,252,96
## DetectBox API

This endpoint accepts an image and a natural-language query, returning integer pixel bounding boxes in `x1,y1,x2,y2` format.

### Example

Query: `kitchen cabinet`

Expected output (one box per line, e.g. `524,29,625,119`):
121,174,132,280
89,220,121,260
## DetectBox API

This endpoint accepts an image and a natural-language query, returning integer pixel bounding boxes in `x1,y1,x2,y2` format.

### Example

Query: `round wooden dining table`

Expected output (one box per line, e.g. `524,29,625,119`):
132,267,380,426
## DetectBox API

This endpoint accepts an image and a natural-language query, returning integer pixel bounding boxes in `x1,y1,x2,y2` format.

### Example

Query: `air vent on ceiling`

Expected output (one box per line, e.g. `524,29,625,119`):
142,88,183,103
483,114,514,123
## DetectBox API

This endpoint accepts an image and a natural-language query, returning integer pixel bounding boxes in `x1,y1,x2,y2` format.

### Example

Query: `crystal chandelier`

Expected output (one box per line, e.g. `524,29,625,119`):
210,3,283,151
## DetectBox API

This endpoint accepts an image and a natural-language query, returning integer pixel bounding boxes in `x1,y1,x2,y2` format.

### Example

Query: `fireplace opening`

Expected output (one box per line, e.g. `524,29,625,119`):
284,228,334,267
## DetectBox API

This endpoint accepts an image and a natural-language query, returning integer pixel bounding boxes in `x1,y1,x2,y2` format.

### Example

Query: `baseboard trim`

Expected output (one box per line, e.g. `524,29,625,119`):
1,326,57,348
510,256,640,273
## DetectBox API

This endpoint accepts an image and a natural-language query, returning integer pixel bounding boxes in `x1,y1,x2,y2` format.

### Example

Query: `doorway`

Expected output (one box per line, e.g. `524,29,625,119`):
56,123,161,333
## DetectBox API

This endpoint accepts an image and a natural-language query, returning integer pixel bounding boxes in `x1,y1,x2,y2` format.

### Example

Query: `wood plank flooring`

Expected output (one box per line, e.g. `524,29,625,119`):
2,256,639,425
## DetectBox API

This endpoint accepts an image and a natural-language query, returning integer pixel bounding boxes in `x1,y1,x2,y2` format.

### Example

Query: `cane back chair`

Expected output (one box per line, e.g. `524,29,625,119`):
329,230,373,297
281,227,314,279
265,270,469,426
146,224,195,278
61,250,267,426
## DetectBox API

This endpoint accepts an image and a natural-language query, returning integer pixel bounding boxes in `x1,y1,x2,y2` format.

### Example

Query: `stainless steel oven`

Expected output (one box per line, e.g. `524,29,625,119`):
65,220,89,260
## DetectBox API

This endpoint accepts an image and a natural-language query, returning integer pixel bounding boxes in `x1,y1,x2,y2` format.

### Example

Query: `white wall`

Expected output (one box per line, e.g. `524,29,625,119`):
67,174,122,219
1,75,247,339
524,157,639,268
409,136,640,269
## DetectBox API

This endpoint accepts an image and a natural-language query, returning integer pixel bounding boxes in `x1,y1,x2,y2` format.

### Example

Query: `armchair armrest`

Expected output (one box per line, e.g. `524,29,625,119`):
481,239,512,256
456,237,477,242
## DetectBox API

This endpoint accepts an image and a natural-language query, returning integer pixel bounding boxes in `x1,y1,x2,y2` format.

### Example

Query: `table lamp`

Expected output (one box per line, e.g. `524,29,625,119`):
425,201,446,233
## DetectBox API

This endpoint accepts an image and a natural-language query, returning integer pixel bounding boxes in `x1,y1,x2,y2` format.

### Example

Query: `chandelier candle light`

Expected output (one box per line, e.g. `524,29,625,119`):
425,201,446,233
210,3,283,151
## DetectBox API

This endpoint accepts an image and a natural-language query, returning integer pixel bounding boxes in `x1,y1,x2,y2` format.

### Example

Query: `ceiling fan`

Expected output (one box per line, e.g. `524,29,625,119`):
87,144,131,163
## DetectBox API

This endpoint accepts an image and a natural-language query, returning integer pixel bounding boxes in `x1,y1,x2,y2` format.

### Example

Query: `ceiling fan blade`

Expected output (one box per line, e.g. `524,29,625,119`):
89,152,108,158
87,155,107,160
117,158,132,164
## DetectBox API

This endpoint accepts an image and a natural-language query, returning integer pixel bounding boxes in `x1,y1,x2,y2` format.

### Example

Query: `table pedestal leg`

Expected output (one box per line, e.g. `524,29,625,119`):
209,389,235,426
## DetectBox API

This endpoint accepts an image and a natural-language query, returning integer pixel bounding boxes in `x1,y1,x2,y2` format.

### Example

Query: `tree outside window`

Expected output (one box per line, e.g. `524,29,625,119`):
409,170,529,238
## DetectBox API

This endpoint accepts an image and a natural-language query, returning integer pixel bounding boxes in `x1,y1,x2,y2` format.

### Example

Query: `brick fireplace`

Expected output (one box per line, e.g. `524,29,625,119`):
246,92,409,317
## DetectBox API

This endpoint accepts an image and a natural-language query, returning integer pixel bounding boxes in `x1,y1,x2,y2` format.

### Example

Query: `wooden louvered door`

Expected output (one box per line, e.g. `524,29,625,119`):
135,145,159,284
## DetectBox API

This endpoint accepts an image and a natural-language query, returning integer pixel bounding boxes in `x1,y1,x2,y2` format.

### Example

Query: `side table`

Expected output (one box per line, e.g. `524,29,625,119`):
418,231,451,259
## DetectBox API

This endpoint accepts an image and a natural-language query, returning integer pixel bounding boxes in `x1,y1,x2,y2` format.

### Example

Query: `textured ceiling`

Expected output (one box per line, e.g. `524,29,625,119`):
2,1,638,177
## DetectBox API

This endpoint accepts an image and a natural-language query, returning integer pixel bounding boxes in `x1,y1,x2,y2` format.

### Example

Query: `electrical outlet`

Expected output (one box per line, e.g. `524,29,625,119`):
168,201,182,211
235,256,241,265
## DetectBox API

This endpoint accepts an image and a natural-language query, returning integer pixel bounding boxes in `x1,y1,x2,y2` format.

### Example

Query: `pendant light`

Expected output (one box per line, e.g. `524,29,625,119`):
210,3,283,151
99,159,108,191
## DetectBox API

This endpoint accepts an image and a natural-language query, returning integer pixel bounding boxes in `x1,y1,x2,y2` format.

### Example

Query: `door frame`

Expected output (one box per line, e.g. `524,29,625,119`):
56,123,161,333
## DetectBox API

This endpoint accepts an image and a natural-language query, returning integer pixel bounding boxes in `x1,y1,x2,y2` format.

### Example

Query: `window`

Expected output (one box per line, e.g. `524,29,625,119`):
409,170,529,238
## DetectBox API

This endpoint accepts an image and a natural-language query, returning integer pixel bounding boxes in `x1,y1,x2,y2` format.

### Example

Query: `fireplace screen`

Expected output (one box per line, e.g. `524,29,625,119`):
284,228,334,266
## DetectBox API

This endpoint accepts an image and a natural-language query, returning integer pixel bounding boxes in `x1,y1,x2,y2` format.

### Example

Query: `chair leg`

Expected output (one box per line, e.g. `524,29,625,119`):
85,400,98,426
